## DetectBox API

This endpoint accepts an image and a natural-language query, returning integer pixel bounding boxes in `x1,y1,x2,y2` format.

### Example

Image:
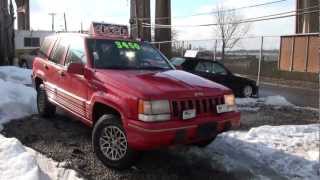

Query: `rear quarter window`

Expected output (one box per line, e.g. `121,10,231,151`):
49,38,69,65
39,37,53,58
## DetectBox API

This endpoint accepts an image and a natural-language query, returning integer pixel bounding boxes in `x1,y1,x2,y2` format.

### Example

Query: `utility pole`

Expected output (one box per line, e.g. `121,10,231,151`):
257,36,264,89
130,0,151,41
48,13,56,31
155,0,172,58
80,21,83,33
16,0,30,30
214,39,218,61
0,0,15,65
63,12,67,32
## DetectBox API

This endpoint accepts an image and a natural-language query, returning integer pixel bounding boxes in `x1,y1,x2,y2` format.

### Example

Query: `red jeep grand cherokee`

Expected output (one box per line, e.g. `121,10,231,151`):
32,23,240,169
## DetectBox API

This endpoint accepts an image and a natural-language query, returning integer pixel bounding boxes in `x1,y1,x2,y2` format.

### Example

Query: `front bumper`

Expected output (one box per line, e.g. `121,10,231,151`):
125,112,240,150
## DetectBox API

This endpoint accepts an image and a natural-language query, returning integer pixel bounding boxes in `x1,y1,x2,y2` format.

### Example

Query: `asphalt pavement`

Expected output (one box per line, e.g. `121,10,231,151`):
259,82,319,108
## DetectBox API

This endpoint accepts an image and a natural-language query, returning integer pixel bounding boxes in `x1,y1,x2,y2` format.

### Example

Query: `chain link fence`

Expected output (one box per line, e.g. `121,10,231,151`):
153,36,319,86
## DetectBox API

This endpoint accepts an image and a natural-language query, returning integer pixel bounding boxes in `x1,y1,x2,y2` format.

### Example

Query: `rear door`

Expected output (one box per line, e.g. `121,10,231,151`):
193,61,230,88
211,62,234,88
193,61,214,79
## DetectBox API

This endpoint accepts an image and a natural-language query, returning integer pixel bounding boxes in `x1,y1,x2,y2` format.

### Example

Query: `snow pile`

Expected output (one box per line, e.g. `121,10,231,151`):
0,66,82,180
0,66,32,85
236,96,293,107
263,96,293,106
0,134,82,180
0,66,36,130
0,79,37,130
236,96,296,112
197,124,320,180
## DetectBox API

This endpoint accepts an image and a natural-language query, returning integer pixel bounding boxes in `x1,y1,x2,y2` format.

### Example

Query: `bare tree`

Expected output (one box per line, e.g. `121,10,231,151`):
171,29,179,41
214,5,250,60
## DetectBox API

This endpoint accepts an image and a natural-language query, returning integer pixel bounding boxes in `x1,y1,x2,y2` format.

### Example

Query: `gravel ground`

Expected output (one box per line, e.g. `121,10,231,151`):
2,106,319,180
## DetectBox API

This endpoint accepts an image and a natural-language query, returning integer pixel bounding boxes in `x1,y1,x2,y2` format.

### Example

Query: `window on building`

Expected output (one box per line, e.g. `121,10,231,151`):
24,37,40,47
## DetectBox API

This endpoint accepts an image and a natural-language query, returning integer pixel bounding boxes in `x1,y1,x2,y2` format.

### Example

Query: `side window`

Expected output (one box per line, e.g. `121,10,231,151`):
50,38,68,65
171,57,186,66
64,37,86,66
195,62,212,73
39,37,52,58
212,63,228,75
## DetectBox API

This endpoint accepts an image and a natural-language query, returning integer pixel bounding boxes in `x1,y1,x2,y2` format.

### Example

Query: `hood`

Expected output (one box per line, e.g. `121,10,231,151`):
94,70,231,99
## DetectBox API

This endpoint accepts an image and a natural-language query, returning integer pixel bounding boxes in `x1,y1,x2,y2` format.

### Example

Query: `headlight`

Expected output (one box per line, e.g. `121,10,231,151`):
138,100,171,122
224,94,235,106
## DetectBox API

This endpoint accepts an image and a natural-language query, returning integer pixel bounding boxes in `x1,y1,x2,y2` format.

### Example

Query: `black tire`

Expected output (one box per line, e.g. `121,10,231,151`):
241,85,253,98
37,84,56,118
92,115,138,170
19,60,29,69
194,136,216,148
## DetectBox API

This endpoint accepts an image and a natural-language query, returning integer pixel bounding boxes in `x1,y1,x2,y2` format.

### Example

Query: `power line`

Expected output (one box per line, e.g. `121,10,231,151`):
142,6,320,29
149,35,282,44
138,0,288,20
151,32,320,44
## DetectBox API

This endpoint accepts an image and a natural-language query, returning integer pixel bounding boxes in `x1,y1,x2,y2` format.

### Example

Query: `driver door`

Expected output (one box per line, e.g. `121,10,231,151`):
59,37,89,120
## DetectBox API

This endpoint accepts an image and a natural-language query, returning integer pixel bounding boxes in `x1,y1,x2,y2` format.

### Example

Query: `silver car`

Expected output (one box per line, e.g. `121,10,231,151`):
18,49,39,69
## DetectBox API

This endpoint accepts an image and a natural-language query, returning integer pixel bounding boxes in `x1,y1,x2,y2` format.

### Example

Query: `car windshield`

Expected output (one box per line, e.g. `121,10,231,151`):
87,39,173,70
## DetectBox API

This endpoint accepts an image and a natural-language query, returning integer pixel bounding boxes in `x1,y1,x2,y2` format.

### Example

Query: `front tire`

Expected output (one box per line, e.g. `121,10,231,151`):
37,84,56,117
92,115,138,170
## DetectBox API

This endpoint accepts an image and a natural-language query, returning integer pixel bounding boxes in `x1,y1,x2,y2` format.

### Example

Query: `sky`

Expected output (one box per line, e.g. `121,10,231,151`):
15,0,296,49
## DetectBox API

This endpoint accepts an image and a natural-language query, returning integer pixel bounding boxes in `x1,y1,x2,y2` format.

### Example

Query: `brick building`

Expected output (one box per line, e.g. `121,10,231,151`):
279,0,319,73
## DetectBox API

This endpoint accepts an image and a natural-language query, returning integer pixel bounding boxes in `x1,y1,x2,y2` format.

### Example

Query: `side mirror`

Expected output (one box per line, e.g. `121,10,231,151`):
67,63,84,75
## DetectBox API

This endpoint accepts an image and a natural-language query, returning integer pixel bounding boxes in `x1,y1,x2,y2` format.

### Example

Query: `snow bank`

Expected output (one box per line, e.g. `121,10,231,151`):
0,66,36,130
0,134,82,180
0,66,82,180
0,79,37,130
194,124,320,180
0,66,32,85
236,96,293,107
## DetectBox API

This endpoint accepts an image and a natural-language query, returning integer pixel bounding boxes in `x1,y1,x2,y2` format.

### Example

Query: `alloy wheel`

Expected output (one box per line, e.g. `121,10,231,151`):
99,126,128,161
243,85,253,98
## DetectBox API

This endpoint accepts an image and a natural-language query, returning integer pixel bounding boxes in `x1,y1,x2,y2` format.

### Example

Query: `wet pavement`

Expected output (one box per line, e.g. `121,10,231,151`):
260,83,319,108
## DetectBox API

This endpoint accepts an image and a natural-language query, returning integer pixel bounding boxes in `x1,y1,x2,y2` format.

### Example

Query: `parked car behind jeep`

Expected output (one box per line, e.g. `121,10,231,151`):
19,48,39,69
171,57,259,98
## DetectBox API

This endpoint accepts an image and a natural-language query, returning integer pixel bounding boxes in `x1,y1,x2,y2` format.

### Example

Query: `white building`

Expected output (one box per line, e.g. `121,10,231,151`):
15,30,55,50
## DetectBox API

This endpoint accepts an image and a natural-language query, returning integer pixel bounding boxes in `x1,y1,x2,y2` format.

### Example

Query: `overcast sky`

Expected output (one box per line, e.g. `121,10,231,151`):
18,0,295,49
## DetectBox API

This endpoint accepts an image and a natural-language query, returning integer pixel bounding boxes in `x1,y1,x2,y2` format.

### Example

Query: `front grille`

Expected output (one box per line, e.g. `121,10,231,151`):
171,96,225,118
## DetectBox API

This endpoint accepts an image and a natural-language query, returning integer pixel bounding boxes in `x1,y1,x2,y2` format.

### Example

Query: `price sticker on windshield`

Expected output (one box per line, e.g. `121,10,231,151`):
115,41,141,50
